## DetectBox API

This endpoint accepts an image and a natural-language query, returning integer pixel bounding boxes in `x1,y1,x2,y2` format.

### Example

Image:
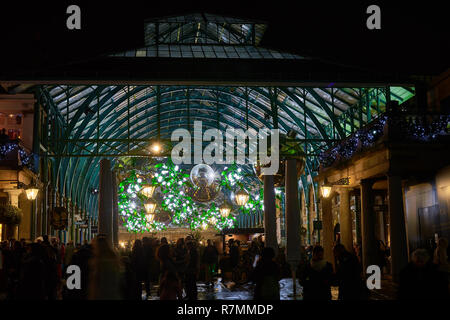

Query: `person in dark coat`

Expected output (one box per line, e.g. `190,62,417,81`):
17,243,46,300
203,240,219,286
41,236,59,300
173,238,188,282
142,237,155,298
120,256,140,300
185,240,199,300
64,243,92,300
333,244,366,300
399,249,449,300
300,245,334,300
131,239,146,299
250,247,281,300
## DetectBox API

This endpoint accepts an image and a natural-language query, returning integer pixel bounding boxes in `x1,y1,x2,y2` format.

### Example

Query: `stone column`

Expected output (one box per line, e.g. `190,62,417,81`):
263,174,278,254
111,170,119,249
87,216,91,242
360,179,377,272
6,189,23,240
339,188,353,252
322,194,334,267
285,159,301,294
387,175,409,282
98,159,113,244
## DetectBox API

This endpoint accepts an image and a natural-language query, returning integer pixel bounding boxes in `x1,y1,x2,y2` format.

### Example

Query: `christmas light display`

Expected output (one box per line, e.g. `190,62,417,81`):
117,159,264,233
0,141,34,169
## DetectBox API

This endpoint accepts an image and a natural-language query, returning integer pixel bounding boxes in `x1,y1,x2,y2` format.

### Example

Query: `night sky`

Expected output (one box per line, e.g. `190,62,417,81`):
0,1,448,76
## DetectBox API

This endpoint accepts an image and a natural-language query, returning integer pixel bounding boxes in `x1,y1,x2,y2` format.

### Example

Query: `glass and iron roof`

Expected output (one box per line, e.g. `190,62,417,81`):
36,13,416,217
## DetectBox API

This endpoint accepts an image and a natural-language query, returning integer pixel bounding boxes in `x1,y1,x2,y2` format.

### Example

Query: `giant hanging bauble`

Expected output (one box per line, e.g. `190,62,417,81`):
190,164,215,187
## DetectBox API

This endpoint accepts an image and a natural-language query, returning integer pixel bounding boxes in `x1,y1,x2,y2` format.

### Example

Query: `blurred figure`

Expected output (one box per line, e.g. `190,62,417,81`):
64,240,92,300
275,248,291,278
159,271,182,300
174,238,187,282
131,239,146,299
88,235,122,300
41,235,59,300
203,240,218,286
300,245,334,300
17,243,46,300
185,240,199,300
142,237,155,298
250,247,281,300
64,241,75,273
120,256,139,300
157,239,176,287
399,249,449,299
433,238,449,274
333,243,366,300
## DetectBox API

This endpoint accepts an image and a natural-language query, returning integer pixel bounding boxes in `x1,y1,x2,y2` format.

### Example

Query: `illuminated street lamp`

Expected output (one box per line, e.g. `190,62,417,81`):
235,189,249,206
140,184,156,198
151,141,162,154
320,177,350,198
146,212,155,224
321,184,332,198
25,185,39,200
219,202,232,218
144,198,157,214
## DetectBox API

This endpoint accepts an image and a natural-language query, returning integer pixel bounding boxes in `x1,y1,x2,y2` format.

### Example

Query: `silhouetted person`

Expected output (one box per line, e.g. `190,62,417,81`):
399,249,449,300
131,239,146,299
300,245,334,300
333,244,366,300
203,240,218,286
88,236,122,300
17,243,46,300
142,237,155,297
65,242,92,300
250,247,281,300
40,236,58,300
120,256,139,300
174,238,187,281
159,271,182,300
185,240,199,300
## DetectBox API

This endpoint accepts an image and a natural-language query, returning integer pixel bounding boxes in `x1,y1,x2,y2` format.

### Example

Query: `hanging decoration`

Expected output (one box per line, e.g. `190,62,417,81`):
117,158,264,233
117,170,166,233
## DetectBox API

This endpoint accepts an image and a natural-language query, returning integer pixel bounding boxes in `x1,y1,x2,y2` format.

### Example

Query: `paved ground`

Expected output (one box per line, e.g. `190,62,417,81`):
146,275,397,300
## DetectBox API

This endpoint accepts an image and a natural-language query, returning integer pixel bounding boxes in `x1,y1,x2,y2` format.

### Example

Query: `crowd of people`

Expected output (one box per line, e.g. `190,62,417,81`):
0,234,448,300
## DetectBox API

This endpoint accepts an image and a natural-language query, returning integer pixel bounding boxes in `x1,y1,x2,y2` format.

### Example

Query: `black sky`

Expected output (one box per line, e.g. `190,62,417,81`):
0,0,448,76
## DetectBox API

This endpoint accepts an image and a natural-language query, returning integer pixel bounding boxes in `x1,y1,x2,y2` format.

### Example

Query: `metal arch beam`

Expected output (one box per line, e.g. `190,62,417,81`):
51,85,330,210
81,114,318,217
259,87,330,141
315,87,349,113
76,105,288,214
64,90,279,203
60,86,124,198
72,114,261,207
305,88,345,138
55,85,112,190
60,85,144,196
39,86,67,127
74,115,264,210
157,86,307,136
79,118,261,217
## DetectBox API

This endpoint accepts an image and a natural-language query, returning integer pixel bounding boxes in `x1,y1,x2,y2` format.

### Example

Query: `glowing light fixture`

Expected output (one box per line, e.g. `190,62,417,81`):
235,189,249,206
140,184,156,198
25,185,39,200
151,142,162,153
321,185,332,198
144,199,157,214
219,202,232,218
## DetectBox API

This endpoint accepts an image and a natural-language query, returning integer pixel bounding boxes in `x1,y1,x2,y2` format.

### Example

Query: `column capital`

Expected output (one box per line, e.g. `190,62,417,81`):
336,187,351,195
4,188,24,196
